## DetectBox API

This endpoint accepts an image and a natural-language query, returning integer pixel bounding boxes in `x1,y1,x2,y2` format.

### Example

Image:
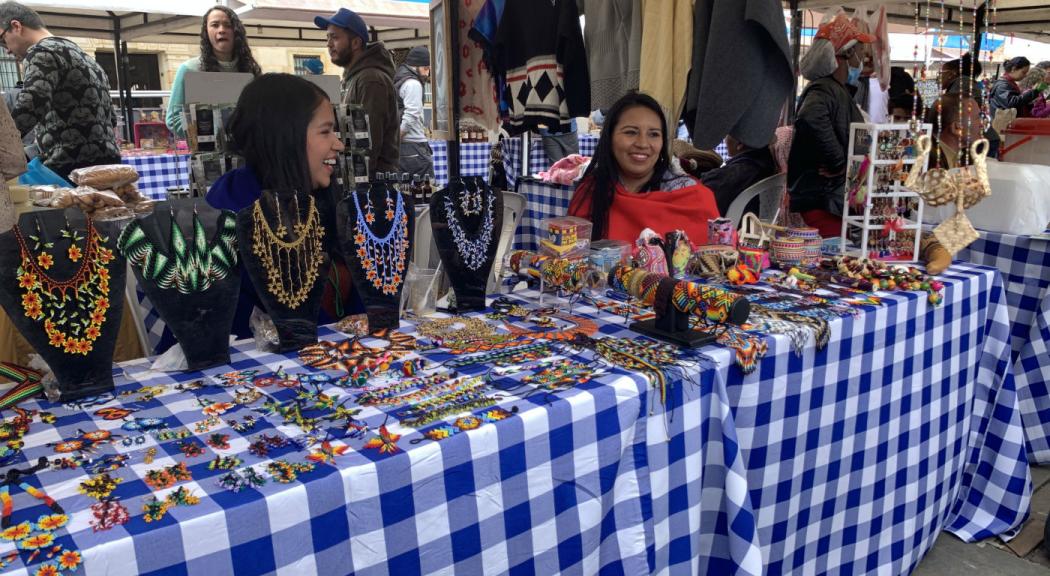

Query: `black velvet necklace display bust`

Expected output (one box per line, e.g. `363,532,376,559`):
430,178,503,312
118,199,240,370
337,183,415,331
0,209,126,401
235,190,329,352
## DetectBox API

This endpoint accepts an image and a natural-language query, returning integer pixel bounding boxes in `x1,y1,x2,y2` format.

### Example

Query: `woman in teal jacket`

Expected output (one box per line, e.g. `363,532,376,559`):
165,5,261,137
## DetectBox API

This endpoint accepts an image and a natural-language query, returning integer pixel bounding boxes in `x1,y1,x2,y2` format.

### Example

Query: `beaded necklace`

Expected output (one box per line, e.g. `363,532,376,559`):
13,218,115,355
355,372,454,406
352,188,409,295
250,193,325,309
369,375,484,409
118,208,238,294
298,330,416,378
443,184,495,271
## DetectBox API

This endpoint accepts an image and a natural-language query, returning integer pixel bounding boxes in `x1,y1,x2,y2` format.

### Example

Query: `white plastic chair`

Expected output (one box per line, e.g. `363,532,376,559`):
123,263,153,357
487,191,527,293
724,173,787,229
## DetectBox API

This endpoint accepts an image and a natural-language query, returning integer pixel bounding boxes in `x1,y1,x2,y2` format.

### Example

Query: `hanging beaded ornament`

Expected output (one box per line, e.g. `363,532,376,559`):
443,182,496,271
118,208,238,294
13,217,116,355
352,187,409,295
250,192,325,309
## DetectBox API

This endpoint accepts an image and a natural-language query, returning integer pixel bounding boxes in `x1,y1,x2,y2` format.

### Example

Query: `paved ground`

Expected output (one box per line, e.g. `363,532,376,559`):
913,465,1050,575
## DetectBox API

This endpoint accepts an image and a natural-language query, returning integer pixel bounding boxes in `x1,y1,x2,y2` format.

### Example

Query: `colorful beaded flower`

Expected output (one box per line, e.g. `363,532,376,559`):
13,218,116,355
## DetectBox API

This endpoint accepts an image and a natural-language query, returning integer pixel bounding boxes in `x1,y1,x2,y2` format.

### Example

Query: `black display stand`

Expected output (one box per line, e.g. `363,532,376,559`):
337,183,415,331
121,199,239,370
236,190,330,352
430,178,504,312
0,209,126,401
630,300,717,348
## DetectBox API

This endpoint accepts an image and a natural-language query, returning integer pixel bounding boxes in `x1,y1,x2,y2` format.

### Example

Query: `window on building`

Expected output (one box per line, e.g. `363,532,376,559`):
294,55,324,76
0,55,20,91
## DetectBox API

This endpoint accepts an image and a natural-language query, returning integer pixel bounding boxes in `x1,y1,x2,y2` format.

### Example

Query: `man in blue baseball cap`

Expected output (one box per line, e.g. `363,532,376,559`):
315,8,399,175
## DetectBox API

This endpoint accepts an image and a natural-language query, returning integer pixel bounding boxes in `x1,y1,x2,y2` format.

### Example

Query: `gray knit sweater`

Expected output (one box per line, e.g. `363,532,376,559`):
578,0,641,111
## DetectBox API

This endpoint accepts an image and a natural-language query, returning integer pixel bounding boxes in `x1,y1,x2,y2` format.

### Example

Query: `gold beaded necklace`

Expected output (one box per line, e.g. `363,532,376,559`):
250,192,325,309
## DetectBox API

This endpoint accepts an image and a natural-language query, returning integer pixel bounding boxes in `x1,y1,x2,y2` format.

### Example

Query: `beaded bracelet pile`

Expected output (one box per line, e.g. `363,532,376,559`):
443,342,554,368
355,372,454,406
416,406,517,443
521,359,599,391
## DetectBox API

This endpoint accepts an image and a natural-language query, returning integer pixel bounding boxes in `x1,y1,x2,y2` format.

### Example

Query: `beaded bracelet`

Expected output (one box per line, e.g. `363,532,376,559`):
398,396,499,428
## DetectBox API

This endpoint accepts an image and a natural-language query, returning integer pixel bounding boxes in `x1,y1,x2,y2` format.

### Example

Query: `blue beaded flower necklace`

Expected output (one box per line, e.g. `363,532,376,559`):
352,186,409,295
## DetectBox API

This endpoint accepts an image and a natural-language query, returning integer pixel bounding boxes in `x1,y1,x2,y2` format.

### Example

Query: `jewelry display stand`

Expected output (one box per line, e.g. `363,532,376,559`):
337,182,415,331
841,122,930,262
236,190,329,352
0,209,126,401
430,177,503,312
117,199,240,369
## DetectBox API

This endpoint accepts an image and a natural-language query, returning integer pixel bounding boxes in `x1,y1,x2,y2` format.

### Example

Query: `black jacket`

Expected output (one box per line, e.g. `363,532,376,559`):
342,43,400,176
788,77,862,216
701,146,777,216
989,75,1038,118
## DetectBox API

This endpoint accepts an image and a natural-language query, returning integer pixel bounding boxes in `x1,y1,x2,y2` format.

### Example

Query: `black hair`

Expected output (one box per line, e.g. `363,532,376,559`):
1038,61,1050,71
200,5,261,76
943,53,983,77
1005,56,1031,72
888,66,915,99
887,93,919,116
571,91,670,240
0,2,44,30
228,73,330,194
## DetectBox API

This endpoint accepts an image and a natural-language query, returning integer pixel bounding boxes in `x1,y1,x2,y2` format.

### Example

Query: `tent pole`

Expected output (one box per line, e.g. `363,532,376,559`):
447,0,460,180
789,0,802,123
973,1,986,58
109,13,132,143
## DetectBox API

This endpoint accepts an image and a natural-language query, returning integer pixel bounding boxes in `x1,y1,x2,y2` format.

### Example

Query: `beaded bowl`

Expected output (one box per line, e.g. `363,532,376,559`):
771,237,806,267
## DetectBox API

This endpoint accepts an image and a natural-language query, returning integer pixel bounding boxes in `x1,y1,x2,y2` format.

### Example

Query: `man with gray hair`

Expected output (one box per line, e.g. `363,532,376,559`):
0,1,120,180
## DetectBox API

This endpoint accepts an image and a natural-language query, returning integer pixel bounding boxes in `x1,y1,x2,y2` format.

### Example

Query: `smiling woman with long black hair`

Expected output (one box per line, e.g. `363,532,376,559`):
205,73,357,338
165,5,262,138
568,91,720,244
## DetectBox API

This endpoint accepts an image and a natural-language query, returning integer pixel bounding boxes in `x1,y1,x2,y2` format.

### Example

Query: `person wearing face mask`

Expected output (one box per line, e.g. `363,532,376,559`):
205,73,359,338
316,8,399,176
394,46,433,179
166,5,261,138
0,2,120,181
990,56,1044,120
787,14,874,238
568,92,719,243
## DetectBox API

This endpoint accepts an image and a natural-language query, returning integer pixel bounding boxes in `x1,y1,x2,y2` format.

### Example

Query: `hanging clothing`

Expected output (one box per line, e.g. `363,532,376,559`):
492,0,590,135
684,0,793,150
638,0,693,120
469,0,509,120
458,0,502,132
578,0,642,111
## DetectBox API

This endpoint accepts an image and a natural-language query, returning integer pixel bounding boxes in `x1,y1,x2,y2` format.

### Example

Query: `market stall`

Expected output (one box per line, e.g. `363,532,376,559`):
0,258,1028,575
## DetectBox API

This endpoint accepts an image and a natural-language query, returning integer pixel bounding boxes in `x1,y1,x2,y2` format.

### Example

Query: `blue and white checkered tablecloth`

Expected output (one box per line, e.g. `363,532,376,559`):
955,229,1050,463
501,134,599,191
699,262,1028,574
512,178,574,253
430,141,491,189
122,154,190,201
1,309,750,575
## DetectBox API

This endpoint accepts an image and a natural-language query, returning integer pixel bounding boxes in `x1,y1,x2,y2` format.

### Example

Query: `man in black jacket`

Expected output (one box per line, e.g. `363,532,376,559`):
788,14,874,237
0,2,120,180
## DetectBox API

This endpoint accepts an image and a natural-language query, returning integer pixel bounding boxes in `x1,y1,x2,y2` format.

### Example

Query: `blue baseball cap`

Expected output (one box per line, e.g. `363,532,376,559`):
314,8,369,44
